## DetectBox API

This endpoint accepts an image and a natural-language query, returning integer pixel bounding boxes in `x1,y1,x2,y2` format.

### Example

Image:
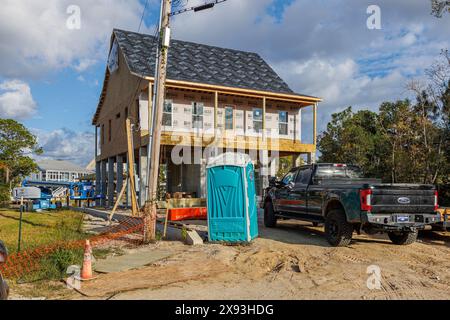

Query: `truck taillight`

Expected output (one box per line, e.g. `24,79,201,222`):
434,191,439,211
360,189,372,211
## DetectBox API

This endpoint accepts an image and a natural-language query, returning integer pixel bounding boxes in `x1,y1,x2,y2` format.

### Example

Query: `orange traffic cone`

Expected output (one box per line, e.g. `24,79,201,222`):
81,240,93,281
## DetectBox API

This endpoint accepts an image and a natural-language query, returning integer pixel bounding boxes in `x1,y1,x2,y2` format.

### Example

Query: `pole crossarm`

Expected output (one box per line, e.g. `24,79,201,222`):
170,0,228,16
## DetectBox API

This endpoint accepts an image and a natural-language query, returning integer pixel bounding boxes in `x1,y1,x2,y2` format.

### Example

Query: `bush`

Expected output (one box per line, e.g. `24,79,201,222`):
0,183,10,203
438,184,450,207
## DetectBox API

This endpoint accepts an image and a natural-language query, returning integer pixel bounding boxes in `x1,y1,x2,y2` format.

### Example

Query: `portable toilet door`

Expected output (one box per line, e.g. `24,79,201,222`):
206,153,258,242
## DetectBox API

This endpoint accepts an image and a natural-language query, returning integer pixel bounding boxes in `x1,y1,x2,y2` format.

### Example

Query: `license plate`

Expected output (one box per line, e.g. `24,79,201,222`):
396,215,410,223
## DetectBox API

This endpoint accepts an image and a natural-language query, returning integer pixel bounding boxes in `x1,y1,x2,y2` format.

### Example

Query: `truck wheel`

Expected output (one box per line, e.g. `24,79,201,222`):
388,230,418,245
325,209,353,247
264,202,277,228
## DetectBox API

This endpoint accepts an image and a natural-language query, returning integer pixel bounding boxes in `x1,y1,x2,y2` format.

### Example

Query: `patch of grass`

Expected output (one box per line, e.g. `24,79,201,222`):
181,227,188,241
0,209,86,253
23,247,85,282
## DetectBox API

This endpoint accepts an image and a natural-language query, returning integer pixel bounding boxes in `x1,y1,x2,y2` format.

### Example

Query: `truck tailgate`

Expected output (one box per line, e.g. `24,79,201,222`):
371,185,436,214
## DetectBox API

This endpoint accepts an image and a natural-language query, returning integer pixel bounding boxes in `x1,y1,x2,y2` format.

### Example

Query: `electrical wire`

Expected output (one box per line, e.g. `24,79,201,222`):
138,0,150,32
125,0,162,128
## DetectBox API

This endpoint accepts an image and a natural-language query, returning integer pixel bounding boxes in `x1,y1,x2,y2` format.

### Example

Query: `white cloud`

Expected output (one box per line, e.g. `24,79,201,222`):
171,0,450,137
74,59,97,72
0,80,37,119
276,58,407,110
33,128,94,167
0,0,154,78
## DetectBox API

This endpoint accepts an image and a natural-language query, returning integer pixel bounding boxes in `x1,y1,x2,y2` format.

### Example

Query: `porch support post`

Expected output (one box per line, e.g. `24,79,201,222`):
293,154,303,167
312,102,318,164
200,158,207,198
269,157,278,178
100,160,107,207
95,161,101,206
139,146,148,207
116,155,124,207
306,153,314,165
126,154,131,208
262,96,267,141
107,157,115,208
313,103,317,147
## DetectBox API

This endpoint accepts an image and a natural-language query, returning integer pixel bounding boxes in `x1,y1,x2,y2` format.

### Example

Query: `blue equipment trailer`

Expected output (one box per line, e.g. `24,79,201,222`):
15,180,97,210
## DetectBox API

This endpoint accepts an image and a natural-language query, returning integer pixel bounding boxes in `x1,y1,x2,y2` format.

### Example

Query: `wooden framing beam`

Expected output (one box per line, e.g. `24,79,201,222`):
313,103,318,146
144,78,321,104
158,132,316,153
126,118,139,215
93,78,322,126
148,83,153,133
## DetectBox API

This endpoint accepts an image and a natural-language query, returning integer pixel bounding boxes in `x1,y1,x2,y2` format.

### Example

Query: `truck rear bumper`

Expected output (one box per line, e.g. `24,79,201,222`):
363,213,440,231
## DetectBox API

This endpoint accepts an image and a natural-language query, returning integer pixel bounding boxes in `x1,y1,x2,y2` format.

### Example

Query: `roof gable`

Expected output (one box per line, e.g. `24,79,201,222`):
37,160,91,173
113,29,295,95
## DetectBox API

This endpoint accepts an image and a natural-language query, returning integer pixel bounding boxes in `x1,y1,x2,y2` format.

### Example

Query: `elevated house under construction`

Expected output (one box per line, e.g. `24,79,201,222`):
92,29,322,207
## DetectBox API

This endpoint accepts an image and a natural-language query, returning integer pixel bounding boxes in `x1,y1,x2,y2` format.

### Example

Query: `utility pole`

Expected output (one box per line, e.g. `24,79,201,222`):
144,0,172,243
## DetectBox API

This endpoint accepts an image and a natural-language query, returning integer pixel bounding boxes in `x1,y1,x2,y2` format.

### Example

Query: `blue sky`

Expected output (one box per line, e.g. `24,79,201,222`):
0,0,449,166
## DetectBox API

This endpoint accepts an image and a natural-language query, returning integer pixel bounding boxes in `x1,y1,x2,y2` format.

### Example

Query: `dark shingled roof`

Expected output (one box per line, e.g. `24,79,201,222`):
113,29,298,95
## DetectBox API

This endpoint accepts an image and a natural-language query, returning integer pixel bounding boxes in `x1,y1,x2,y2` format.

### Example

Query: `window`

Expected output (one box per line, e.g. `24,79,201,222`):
225,106,234,130
315,165,364,179
295,167,312,185
253,108,263,133
108,119,112,142
192,102,204,129
282,169,297,185
47,171,58,181
101,124,105,145
279,111,288,135
125,107,128,118
116,112,121,119
163,100,173,127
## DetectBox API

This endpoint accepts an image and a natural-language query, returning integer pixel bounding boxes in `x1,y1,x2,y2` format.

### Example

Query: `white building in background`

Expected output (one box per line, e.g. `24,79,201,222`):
28,160,94,182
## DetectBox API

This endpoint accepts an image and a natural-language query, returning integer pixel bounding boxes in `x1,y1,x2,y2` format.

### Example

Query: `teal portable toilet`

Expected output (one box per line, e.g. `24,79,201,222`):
206,152,258,242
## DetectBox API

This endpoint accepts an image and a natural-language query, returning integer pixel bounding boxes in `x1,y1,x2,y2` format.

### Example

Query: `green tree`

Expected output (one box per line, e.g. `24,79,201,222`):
318,107,387,179
0,119,42,184
318,98,448,185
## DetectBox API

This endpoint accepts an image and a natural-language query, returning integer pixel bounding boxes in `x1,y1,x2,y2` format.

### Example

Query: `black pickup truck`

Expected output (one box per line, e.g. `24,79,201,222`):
263,163,440,247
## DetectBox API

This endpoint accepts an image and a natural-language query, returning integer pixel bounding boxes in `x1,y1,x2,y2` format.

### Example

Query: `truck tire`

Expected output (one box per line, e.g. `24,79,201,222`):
264,201,277,228
388,230,418,245
325,209,353,247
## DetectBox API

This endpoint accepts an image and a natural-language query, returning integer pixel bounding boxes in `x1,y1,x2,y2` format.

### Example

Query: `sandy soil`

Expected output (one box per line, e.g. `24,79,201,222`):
63,218,450,300
9,212,450,300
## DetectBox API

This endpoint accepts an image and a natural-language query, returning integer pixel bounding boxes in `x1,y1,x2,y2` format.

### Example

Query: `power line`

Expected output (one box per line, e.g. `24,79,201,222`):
126,1,160,128
138,0,150,32
170,0,228,16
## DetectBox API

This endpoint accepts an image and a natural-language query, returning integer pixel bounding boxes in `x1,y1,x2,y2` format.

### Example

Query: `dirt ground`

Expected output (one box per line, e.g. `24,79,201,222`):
11,216,450,300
